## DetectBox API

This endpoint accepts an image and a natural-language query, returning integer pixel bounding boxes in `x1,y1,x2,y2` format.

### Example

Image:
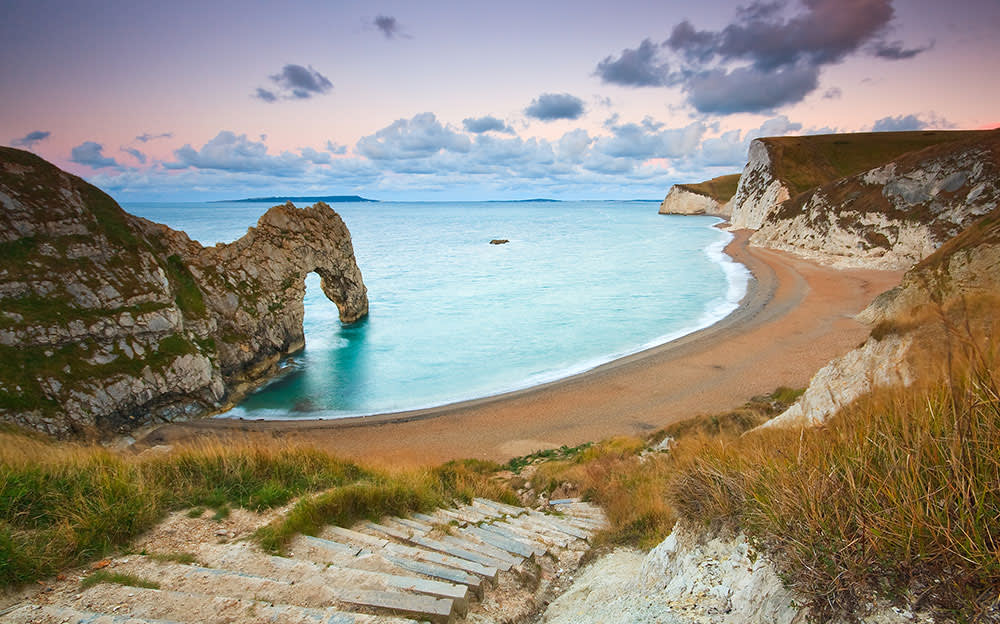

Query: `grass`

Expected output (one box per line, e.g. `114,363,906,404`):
762,130,989,195
677,173,741,203
521,388,800,549
80,570,160,590
0,438,514,588
255,459,517,552
666,349,1000,621
147,552,197,565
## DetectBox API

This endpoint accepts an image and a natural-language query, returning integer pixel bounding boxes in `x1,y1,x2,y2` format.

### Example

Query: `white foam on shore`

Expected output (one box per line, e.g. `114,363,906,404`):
220,220,751,422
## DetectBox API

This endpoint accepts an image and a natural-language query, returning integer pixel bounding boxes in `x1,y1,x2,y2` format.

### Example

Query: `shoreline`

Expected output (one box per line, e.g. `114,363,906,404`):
137,231,903,466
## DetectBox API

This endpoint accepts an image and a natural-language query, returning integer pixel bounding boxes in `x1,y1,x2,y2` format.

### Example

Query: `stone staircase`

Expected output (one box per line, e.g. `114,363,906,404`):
1,498,607,624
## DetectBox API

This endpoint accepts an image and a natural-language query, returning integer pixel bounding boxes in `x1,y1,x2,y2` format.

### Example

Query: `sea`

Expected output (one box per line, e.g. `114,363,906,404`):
123,200,749,420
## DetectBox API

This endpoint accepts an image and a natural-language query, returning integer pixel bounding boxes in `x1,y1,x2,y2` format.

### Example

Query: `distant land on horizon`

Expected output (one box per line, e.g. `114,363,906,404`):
219,195,378,204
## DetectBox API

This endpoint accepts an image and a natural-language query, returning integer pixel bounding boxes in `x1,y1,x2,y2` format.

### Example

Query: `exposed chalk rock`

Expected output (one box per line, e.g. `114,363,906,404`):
0,147,368,437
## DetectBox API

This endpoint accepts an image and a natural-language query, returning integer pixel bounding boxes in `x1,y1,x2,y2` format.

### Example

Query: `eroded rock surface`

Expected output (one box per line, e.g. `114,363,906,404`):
767,206,1000,428
751,132,1000,270
658,185,730,218
0,147,368,437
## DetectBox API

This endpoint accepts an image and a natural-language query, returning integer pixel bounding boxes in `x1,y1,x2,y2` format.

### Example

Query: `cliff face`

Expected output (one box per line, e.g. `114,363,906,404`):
0,147,368,437
659,174,739,218
728,140,791,229
658,186,728,217
750,132,1000,270
766,205,1000,428
728,130,988,234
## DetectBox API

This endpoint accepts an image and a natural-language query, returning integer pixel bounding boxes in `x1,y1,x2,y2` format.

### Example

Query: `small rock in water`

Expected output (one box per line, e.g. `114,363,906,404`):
489,239,509,245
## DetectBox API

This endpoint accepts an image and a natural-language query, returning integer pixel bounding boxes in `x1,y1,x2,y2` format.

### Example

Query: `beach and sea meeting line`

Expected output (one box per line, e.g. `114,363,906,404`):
125,199,750,420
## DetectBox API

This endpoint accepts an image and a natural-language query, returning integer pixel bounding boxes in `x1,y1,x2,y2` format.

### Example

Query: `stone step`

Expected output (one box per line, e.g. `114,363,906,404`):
548,512,605,532
518,515,588,543
435,507,492,526
467,501,506,520
361,520,415,542
473,498,526,517
363,522,522,569
499,517,576,547
436,534,524,568
523,510,594,540
294,536,483,597
322,526,499,580
459,525,544,559
2,604,182,624
112,560,456,624
193,545,470,616
491,519,570,549
390,517,434,534
405,534,513,572
68,584,416,624
548,502,608,523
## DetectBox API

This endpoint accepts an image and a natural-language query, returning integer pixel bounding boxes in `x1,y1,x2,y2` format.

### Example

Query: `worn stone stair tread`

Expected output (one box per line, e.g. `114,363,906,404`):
391,517,433,534
369,521,522,568
507,514,581,539
70,584,416,624
1,604,183,624
466,501,505,519
460,525,544,559
323,526,499,580
473,498,526,517
297,535,482,594
193,546,469,612
437,534,524,567
517,513,591,541
436,508,491,526
112,560,455,624
515,517,587,544
549,513,605,531
405,534,513,572
528,509,599,534
470,523,549,557
491,519,570,548
409,512,439,525
361,520,415,542
380,555,483,598
498,517,576,547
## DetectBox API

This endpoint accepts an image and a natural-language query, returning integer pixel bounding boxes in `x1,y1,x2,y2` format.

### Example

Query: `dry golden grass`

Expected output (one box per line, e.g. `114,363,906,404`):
0,436,514,588
667,337,1000,621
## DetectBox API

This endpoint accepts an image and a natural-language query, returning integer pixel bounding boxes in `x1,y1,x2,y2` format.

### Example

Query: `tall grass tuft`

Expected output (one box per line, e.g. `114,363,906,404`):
0,437,514,588
667,354,1000,620
256,459,517,552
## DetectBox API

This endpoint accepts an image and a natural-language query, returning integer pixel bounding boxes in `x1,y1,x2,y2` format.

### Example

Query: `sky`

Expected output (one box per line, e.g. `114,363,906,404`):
2,0,998,202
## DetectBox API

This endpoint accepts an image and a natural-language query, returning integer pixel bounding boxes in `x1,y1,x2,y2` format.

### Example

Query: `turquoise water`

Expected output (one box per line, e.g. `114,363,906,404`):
124,200,748,419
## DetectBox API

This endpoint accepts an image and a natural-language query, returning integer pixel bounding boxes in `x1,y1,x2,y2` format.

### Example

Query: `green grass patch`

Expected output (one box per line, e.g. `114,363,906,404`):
147,552,197,565
504,443,593,473
80,570,160,590
164,254,206,318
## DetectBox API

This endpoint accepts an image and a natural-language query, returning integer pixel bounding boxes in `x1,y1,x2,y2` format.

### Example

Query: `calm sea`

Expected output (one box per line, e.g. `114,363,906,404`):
123,200,748,419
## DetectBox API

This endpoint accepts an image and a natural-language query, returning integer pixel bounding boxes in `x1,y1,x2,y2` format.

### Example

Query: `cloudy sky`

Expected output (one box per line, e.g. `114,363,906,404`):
2,0,998,201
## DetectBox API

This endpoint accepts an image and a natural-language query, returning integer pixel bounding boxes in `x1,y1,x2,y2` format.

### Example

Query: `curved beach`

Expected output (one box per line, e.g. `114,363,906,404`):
138,231,902,465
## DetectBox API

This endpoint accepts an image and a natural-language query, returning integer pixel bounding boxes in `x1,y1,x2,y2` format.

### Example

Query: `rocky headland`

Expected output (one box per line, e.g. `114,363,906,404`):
658,173,740,218
0,147,368,438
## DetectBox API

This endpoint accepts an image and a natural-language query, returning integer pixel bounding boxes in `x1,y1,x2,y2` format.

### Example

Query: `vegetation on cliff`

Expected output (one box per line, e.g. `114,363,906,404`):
0,147,368,437
676,173,741,203
759,130,987,195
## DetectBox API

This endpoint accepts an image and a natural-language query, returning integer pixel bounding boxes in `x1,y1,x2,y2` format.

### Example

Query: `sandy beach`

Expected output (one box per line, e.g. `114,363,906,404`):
138,231,903,466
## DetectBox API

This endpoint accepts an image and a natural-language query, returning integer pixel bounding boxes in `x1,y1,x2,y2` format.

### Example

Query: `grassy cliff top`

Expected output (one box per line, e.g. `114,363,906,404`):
761,129,993,195
676,173,741,203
